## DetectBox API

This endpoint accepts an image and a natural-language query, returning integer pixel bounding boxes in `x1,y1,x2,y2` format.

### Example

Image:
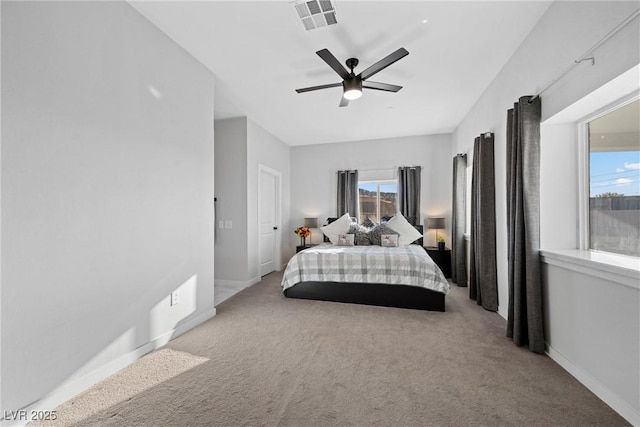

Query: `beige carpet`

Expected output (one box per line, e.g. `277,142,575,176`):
31,272,628,426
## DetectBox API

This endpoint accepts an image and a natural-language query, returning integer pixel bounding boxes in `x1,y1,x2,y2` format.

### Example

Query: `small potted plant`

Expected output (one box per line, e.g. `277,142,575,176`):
437,235,445,251
294,226,311,246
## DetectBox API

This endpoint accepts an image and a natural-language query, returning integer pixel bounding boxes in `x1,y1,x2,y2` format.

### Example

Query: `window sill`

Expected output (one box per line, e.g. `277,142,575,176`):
540,249,639,290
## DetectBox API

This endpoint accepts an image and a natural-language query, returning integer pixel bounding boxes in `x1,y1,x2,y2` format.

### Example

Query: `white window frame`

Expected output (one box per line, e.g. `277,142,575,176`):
577,92,640,253
357,179,398,223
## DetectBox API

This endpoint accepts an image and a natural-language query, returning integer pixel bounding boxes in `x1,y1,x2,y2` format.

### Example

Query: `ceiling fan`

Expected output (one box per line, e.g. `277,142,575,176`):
296,48,409,107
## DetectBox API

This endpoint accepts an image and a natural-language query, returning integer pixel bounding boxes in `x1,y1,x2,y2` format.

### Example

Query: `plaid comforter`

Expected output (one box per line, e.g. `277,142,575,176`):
281,244,450,295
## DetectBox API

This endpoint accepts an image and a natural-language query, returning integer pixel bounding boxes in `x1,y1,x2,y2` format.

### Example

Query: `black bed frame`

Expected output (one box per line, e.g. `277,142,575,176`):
284,219,446,312
283,281,445,311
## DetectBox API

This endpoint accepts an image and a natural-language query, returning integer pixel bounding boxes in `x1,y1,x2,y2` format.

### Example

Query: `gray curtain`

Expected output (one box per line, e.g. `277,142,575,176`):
398,166,421,225
506,96,544,354
337,170,358,217
451,154,467,286
469,133,498,311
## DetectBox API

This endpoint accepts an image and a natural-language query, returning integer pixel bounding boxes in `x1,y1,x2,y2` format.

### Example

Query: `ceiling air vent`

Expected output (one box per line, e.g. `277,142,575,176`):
290,0,337,31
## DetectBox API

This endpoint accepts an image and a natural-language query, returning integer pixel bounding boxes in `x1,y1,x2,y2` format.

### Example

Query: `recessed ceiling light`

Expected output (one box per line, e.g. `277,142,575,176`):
422,19,428,24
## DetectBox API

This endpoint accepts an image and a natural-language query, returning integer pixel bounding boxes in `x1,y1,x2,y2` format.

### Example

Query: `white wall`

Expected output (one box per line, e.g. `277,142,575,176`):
214,117,248,282
451,1,639,423
214,117,290,298
539,66,640,424
0,2,4,416
1,1,215,415
541,260,639,423
290,134,452,254
539,124,579,249
452,0,639,317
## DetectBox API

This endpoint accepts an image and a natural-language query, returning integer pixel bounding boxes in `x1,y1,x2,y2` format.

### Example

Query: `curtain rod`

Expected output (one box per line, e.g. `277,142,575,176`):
338,167,419,174
529,8,639,103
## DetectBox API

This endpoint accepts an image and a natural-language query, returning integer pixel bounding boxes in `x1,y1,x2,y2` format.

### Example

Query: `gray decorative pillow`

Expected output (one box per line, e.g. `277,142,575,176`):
347,223,373,245
361,218,375,228
368,223,399,246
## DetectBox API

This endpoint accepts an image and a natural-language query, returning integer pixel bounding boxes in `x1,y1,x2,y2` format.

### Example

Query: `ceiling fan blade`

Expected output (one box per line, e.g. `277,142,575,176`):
296,82,342,93
339,97,349,108
317,49,351,80
358,48,409,81
363,81,403,92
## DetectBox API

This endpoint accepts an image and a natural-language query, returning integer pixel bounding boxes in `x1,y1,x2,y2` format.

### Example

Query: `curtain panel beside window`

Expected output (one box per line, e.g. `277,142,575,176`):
506,96,544,354
469,133,498,311
337,170,358,217
398,166,421,225
452,154,467,286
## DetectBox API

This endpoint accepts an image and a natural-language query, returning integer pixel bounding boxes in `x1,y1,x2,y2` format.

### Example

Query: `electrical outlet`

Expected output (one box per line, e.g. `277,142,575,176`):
170,291,179,306
219,220,224,229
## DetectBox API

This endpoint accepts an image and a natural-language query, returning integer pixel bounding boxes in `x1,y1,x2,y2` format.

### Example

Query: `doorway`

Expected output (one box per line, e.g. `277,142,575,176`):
258,164,281,276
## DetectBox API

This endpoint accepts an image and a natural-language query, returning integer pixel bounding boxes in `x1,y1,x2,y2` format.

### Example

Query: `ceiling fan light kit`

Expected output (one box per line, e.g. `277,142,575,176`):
342,60,362,100
296,48,409,107
343,87,362,100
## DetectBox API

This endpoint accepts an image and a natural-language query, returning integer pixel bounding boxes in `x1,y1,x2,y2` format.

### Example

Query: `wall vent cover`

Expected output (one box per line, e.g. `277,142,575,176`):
290,0,337,31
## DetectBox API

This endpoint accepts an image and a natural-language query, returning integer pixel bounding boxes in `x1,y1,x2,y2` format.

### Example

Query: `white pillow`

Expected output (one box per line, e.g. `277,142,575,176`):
320,213,352,244
386,213,422,246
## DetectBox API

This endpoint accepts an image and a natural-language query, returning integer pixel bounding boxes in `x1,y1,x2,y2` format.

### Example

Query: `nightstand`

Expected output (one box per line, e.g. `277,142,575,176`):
296,244,317,253
424,246,452,278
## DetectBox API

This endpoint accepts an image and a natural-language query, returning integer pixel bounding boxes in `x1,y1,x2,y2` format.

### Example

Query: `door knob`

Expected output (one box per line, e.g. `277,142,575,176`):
273,226,278,230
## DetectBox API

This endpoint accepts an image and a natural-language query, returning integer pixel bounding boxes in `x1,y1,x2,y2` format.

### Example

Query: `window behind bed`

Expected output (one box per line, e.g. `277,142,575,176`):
358,181,397,224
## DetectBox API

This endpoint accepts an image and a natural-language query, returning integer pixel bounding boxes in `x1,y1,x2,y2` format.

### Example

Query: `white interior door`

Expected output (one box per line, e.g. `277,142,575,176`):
259,167,278,276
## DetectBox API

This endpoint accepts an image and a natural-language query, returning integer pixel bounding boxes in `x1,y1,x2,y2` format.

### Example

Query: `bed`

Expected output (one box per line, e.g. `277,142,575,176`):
281,230,450,311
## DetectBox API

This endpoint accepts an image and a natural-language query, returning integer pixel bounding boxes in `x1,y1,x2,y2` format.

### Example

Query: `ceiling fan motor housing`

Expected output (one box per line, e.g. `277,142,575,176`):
343,76,362,91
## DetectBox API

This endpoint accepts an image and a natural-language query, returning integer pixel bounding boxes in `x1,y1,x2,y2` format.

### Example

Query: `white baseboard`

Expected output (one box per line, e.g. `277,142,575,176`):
546,344,640,426
215,277,260,305
149,307,217,349
215,277,260,289
2,308,216,427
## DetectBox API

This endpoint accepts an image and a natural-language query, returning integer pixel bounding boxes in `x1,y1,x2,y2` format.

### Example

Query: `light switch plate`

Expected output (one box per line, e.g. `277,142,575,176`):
171,291,179,306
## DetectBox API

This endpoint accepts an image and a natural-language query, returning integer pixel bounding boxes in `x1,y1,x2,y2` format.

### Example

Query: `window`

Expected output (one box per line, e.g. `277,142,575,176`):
358,181,397,224
585,98,640,257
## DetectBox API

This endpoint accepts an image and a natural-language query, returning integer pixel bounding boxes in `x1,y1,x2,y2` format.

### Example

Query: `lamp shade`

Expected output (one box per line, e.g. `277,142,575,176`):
304,217,318,228
427,217,445,230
